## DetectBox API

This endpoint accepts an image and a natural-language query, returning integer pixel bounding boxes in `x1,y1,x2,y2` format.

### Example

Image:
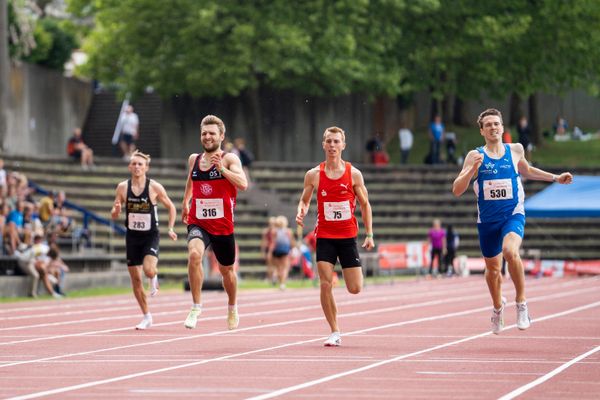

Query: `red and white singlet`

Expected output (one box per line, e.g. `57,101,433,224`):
315,161,358,238
188,154,237,235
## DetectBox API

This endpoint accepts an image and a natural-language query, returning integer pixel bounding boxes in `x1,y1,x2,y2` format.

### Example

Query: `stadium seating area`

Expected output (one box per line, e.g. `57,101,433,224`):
2,154,599,285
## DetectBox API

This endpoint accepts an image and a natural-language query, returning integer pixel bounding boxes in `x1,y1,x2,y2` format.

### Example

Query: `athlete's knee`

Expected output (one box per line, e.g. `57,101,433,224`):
188,248,203,266
346,283,361,295
320,280,333,292
502,246,520,263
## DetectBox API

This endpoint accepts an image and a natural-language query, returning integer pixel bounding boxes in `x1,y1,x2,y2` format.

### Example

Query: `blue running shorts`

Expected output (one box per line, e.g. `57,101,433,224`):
477,213,526,258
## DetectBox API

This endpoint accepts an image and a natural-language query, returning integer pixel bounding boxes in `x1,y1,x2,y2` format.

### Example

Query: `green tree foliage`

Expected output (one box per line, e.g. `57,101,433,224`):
68,0,600,107
69,0,414,98
8,0,79,70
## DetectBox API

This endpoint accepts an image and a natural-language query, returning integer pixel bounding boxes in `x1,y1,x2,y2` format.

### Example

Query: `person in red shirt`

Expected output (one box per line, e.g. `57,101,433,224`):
296,126,375,347
181,115,248,331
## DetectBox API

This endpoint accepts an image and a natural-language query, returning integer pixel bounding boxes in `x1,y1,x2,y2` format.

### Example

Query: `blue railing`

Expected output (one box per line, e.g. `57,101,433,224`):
29,181,126,235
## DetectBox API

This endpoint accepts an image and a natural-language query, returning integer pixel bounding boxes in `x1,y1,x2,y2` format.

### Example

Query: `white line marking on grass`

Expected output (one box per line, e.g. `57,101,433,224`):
498,344,600,400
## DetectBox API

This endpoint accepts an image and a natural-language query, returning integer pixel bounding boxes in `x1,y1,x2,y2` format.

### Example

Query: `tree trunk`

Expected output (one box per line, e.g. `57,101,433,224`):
509,92,522,127
528,93,543,146
452,97,468,126
242,87,264,160
0,0,9,150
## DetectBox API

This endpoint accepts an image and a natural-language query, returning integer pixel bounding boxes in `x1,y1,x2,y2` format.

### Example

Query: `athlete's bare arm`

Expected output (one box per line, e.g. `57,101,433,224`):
296,167,318,227
352,167,374,250
216,152,248,191
514,143,573,184
151,180,178,241
111,181,127,220
181,153,197,224
452,150,484,197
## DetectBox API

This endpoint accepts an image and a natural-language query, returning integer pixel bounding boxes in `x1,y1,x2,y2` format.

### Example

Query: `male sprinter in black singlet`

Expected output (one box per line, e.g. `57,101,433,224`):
111,150,178,330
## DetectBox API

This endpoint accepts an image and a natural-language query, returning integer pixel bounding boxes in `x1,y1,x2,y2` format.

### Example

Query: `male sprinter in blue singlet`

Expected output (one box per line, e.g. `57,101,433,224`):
452,109,572,334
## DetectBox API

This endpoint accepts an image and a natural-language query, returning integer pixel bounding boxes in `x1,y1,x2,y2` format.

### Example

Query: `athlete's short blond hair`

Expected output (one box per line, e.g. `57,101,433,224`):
322,126,345,142
130,150,151,165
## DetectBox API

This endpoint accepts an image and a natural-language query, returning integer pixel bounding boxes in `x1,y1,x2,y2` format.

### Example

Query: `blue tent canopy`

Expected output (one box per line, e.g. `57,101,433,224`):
525,176,600,218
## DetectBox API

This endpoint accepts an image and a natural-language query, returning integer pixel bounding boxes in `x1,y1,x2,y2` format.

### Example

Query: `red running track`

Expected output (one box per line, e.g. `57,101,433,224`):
0,275,599,399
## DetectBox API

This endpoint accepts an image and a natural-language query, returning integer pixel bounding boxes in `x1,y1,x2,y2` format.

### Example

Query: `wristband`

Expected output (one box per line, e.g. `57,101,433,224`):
366,233,373,238
220,167,225,173
168,227,175,232
552,175,557,182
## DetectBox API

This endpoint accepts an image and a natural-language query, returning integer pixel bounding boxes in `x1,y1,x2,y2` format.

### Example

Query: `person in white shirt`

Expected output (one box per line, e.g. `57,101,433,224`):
119,105,140,159
398,127,413,164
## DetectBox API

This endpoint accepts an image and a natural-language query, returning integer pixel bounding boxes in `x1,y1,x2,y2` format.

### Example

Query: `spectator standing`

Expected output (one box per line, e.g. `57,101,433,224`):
444,225,460,276
67,128,95,170
119,105,140,160
428,219,445,276
398,127,413,164
260,216,277,285
269,215,295,290
428,115,445,164
365,133,383,164
445,131,458,164
516,116,533,161
234,138,254,187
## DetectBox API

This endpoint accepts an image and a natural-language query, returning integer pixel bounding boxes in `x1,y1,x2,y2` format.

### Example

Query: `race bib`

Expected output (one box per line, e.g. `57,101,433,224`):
484,178,513,200
128,213,151,231
196,198,224,219
324,200,351,221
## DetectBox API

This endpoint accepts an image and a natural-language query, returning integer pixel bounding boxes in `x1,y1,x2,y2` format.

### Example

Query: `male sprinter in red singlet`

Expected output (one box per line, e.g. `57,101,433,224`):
296,126,375,346
111,150,178,330
182,115,248,330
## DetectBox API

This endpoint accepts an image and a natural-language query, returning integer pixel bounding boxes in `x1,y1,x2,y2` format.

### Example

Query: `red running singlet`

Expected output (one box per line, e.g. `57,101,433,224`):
188,154,237,235
315,161,358,239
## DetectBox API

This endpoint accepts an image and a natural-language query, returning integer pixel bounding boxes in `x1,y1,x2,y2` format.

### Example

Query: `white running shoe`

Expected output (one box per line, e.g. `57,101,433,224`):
184,307,201,329
135,315,152,330
324,332,341,347
227,308,239,330
516,302,532,330
150,275,159,297
491,297,507,335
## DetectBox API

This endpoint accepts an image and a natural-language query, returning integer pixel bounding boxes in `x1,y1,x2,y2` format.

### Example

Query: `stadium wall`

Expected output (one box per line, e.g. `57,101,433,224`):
3,63,92,155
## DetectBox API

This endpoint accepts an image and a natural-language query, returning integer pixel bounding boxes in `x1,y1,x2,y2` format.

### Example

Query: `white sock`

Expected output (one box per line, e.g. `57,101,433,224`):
228,304,237,312
144,313,151,319
193,303,202,310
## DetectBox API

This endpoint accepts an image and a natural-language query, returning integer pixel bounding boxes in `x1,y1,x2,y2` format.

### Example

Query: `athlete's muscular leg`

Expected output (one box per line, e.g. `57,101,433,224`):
342,266,363,294
187,239,206,305
219,265,237,306
502,233,526,303
128,266,147,314
318,261,339,333
484,254,503,309
142,255,158,279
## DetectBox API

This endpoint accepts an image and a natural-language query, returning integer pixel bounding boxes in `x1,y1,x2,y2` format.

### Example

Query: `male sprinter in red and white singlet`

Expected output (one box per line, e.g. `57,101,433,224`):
181,115,248,330
296,126,375,346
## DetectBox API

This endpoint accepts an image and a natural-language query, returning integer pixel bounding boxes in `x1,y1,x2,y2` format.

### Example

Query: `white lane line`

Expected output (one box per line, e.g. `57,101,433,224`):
0,280,489,344
244,301,600,400
498,344,600,400
0,290,492,367
1,282,597,362
5,296,600,400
